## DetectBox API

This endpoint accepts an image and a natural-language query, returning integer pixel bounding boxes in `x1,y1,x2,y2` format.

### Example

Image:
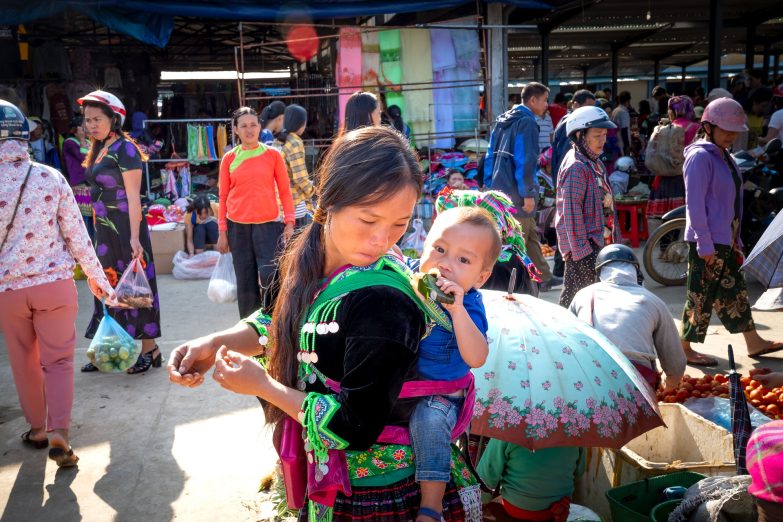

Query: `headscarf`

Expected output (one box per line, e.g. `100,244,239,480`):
434,187,541,281
668,95,695,120
747,420,783,503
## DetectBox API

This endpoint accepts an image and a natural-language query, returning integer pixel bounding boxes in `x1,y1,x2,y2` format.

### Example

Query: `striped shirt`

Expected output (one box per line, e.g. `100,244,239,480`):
536,112,554,152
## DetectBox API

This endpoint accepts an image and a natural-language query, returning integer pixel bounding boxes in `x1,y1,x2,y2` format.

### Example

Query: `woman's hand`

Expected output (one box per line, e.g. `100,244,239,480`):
130,237,143,259
168,335,221,387
87,277,115,301
283,223,295,243
217,232,230,254
212,346,271,396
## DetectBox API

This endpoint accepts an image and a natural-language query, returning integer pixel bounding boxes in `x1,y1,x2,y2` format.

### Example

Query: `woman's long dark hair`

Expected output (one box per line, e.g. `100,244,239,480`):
82,101,147,167
260,101,285,129
387,104,405,134
266,125,422,425
344,91,378,132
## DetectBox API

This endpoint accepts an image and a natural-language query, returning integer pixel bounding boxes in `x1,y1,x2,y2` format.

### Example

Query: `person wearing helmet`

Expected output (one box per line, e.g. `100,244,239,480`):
608,156,636,196
555,105,619,307
646,95,700,219
569,244,686,390
0,98,114,467
680,97,783,366
78,90,163,374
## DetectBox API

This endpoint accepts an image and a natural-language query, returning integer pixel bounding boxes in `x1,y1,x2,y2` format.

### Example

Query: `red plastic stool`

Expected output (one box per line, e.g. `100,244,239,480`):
615,200,649,248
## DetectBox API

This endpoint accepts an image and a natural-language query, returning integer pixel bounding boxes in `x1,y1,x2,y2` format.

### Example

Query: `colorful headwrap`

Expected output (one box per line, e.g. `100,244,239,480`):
668,95,695,120
434,187,541,281
747,420,783,503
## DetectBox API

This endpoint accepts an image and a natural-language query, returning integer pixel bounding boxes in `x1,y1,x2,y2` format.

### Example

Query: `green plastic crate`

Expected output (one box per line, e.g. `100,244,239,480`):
606,471,705,522
650,500,681,522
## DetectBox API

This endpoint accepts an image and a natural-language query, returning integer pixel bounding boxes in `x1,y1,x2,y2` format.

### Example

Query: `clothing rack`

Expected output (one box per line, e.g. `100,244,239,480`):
141,118,234,199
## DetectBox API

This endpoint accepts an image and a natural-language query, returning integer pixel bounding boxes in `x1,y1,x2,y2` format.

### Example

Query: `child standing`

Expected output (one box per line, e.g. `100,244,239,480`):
410,206,501,522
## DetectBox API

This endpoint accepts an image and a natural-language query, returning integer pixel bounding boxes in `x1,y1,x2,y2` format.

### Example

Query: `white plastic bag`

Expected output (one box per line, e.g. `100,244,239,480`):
172,250,220,280
400,218,427,256
208,253,237,303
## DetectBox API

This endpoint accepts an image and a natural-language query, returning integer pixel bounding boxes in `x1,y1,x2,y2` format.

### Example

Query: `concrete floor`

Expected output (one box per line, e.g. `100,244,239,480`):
1,257,782,521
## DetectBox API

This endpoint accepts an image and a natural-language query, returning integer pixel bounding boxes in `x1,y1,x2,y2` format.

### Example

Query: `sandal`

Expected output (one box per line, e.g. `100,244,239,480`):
81,362,99,372
21,430,48,449
687,353,719,367
417,507,442,522
749,342,783,359
49,446,79,468
127,345,162,375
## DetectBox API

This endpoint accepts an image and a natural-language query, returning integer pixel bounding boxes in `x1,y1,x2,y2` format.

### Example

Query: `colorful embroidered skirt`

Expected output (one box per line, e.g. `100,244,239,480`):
647,175,685,218
72,183,93,217
297,475,465,522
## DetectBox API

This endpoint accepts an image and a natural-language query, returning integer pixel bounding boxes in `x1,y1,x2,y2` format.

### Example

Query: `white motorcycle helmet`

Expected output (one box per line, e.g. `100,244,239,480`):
77,90,127,126
615,156,637,173
566,105,617,141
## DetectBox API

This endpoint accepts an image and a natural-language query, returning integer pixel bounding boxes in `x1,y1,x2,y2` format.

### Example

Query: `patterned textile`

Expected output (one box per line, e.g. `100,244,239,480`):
647,175,685,218
559,245,599,308
72,183,93,217
281,133,314,211
729,363,752,475
400,29,434,146
555,147,617,261
298,475,466,522
0,140,110,294
84,138,161,340
747,421,783,503
680,243,755,343
377,30,404,114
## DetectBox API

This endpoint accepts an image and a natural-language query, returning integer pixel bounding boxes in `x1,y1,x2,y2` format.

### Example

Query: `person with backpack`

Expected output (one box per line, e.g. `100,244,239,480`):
646,96,700,218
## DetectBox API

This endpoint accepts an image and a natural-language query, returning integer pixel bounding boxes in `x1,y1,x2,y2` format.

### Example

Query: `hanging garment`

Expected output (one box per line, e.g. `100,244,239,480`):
187,124,199,163
162,168,178,200
178,165,191,197
338,27,362,126
103,66,123,89
431,29,458,149
452,30,482,134
217,124,228,155
378,29,404,114
361,31,380,91
401,29,434,147
205,125,217,160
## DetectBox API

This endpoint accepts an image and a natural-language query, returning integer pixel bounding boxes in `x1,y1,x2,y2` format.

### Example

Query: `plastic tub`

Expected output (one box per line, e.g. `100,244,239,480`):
649,500,681,522
574,404,735,520
606,472,704,522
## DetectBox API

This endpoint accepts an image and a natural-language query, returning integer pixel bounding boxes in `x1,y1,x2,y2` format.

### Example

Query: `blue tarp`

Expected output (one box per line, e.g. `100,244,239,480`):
4,1,552,48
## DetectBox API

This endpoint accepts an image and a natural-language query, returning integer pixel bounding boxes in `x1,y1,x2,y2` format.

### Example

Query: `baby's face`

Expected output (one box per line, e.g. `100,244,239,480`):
420,221,492,292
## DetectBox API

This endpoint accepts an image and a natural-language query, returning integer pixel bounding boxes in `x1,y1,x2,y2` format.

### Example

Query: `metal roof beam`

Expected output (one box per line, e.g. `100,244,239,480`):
724,4,783,27
610,24,672,52
537,0,602,33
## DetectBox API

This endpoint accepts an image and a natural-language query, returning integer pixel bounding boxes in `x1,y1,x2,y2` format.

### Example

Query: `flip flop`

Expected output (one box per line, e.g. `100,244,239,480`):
687,354,719,367
749,342,783,359
21,430,48,449
48,446,79,468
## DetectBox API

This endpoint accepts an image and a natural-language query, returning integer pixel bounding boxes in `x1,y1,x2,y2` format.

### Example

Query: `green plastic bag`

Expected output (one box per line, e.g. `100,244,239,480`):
86,302,140,372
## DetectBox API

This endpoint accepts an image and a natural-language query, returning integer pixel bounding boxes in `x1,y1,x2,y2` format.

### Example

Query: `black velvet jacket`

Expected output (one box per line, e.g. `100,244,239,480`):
303,285,426,451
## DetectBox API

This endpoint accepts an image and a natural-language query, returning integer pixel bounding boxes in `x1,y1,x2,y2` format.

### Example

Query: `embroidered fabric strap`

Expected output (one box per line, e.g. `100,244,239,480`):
301,393,349,455
241,310,272,340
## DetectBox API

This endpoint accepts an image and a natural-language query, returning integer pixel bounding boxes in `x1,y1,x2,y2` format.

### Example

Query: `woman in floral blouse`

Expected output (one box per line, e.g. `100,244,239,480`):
0,99,113,468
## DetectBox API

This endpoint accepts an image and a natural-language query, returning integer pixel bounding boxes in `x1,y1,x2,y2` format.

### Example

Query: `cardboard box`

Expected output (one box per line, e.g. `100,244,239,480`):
149,225,185,275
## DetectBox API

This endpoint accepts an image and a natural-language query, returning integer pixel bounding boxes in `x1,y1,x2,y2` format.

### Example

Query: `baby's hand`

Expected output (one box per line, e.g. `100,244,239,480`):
436,277,465,310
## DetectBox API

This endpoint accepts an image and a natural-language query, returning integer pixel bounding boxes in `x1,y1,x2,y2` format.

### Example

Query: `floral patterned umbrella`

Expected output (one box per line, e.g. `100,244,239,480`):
471,290,664,450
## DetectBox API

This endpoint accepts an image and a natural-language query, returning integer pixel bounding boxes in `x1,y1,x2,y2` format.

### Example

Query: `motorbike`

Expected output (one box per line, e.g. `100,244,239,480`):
643,138,782,286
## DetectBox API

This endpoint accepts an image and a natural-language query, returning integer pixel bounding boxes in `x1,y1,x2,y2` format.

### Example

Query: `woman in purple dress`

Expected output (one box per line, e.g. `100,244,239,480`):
78,90,162,374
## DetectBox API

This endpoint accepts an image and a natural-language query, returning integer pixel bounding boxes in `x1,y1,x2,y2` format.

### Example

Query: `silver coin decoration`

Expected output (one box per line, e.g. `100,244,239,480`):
328,321,339,333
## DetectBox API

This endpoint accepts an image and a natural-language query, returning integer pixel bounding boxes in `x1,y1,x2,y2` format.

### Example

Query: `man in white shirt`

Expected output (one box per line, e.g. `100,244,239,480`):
611,91,632,155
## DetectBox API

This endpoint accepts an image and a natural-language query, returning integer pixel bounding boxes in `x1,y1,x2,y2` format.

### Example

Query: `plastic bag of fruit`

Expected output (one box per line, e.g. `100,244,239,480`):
113,257,154,308
207,253,237,303
86,302,140,372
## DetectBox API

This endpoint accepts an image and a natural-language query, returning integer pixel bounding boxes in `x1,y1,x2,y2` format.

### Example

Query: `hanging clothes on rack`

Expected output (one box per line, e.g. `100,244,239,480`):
216,124,228,155
177,165,191,197
361,31,380,92
205,125,218,160
378,30,404,114
338,27,362,125
431,29,458,149
401,29,434,146
452,30,482,134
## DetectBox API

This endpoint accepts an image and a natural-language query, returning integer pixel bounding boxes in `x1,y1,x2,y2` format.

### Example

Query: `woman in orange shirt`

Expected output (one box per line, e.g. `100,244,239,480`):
217,107,295,317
